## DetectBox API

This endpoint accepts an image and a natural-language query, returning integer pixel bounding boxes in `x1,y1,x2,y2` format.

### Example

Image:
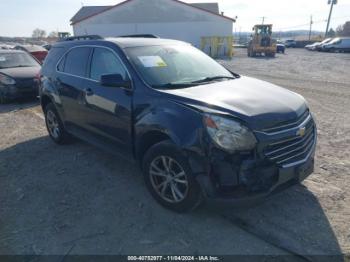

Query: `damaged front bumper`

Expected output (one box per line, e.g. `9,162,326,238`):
195,127,317,205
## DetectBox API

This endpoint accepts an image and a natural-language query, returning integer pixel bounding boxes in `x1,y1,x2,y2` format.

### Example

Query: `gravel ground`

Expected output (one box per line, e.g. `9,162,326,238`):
0,48,349,258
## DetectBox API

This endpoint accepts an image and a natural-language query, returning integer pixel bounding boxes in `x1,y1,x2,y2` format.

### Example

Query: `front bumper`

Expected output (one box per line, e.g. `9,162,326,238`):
0,83,38,100
197,147,315,204
195,115,317,204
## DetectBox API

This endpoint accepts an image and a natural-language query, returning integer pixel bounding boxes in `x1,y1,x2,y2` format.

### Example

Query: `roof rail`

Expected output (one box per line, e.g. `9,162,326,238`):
60,35,103,42
118,34,159,39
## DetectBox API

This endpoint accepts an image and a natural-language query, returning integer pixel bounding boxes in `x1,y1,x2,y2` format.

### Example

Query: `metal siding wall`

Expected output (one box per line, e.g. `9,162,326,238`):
74,21,232,49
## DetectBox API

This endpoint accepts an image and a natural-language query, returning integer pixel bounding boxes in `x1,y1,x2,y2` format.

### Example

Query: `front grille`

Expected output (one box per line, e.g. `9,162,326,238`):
264,115,315,166
262,110,310,133
16,78,35,89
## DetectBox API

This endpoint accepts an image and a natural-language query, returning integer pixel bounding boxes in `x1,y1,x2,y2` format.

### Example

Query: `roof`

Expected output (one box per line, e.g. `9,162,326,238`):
0,50,25,54
54,37,190,49
190,3,219,14
70,6,111,24
15,45,47,52
106,37,190,48
70,0,235,25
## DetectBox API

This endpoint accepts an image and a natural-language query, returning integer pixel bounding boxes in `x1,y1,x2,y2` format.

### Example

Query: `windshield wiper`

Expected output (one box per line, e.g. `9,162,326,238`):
13,65,32,68
153,82,200,89
191,76,236,84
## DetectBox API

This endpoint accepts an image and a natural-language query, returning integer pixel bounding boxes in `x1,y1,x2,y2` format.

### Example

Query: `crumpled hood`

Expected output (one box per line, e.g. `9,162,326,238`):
0,66,40,79
160,76,308,130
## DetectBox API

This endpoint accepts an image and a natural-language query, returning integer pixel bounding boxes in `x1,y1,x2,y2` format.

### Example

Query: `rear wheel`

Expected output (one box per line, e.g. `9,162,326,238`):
44,103,71,144
142,140,203,212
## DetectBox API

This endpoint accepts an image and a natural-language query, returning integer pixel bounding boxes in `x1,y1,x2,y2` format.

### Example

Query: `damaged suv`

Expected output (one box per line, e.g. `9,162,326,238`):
39,36,317,212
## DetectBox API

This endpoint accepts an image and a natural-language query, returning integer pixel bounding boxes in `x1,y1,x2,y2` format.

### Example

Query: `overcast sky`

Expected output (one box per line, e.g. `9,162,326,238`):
0,0,350,37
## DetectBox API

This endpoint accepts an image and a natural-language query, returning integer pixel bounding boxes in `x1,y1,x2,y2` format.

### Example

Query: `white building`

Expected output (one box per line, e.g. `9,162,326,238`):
70,0,235,57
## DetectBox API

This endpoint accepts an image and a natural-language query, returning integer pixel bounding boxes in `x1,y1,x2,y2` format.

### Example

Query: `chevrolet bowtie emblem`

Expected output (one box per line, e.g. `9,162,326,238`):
297,127,306,137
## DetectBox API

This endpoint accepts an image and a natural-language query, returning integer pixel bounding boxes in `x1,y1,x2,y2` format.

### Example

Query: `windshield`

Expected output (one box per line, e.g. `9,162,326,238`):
0,52,39,69
329,38,340,44
125,44,234,89
321,38,332,44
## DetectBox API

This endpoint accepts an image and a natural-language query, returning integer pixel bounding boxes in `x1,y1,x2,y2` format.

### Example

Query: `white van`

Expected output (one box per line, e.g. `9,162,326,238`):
322,37,350,52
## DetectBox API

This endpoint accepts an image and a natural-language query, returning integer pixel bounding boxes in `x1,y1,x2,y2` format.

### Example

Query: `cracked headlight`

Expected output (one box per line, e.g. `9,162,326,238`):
204,114,257,152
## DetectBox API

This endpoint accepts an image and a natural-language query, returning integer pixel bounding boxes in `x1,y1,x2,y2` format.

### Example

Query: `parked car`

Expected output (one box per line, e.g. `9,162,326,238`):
284,40,297,48
305,42,321,51
14,45,48,63
315,38,333,51
276,43,286,53
0,50,41,103
321,37,350,52
39,37,317,212
42,44,52,51
0,44,12,50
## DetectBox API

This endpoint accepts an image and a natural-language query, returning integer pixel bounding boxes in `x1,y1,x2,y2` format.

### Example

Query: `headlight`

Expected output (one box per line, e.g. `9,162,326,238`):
204,114,257,152
0,73,16,85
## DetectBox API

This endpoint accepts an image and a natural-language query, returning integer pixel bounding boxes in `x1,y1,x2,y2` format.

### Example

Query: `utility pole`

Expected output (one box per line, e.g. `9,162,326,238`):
261,16,266,24
309,15,313,41
325,0,338,37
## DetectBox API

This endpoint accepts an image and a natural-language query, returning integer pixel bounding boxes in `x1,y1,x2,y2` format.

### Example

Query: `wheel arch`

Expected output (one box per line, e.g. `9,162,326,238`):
135,130,173,164
41,94,53,112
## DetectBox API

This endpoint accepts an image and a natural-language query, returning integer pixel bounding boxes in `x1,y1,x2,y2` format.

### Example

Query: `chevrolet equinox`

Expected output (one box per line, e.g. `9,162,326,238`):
39,36,317,212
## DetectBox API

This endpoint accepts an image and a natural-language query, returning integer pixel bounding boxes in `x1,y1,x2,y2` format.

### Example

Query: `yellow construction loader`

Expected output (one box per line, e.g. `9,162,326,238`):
247,24,276,57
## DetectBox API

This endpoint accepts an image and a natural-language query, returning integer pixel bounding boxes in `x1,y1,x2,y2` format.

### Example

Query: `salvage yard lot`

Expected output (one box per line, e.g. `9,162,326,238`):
0,48,349,258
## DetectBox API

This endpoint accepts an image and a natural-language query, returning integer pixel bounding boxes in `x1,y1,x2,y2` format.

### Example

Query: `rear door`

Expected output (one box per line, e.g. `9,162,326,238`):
79,47,133,154
56,46,93,128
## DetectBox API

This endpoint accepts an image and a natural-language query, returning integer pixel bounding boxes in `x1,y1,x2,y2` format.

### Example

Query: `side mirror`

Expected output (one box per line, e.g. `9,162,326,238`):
100,74,131,88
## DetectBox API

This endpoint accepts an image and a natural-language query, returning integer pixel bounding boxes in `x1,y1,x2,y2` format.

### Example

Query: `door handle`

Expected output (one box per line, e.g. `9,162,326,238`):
84,88,94,96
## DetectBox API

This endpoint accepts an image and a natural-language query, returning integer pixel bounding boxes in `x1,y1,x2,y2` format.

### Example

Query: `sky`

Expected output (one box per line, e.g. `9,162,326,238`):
0,0,350,37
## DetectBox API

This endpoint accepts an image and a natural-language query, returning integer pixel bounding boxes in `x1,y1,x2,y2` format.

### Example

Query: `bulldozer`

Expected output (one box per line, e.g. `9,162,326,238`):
247,24,276,57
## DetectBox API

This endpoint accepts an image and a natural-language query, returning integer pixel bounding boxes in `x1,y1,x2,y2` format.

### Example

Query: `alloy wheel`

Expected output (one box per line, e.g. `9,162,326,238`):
149,156,189,203
46,110,60,139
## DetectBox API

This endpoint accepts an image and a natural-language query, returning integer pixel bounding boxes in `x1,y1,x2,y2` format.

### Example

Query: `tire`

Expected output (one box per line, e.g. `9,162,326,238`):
142,140,203,213
44,103,71,144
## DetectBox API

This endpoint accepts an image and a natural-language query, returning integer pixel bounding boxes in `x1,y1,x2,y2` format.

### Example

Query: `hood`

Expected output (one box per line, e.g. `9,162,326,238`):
160,76,308,130
0,66,40,79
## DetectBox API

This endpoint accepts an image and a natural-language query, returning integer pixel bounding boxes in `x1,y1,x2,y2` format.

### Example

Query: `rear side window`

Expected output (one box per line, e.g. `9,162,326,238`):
41,47,65,76
90,48,127,81
63,47,91,77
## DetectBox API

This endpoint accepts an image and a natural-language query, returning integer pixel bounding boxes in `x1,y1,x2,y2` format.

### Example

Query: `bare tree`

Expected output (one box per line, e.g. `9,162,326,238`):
32,28,47,39
48,31,59,38
336,21,350,36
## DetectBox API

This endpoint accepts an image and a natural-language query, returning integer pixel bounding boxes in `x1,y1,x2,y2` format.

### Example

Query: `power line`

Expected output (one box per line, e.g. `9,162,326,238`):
274,15,349,31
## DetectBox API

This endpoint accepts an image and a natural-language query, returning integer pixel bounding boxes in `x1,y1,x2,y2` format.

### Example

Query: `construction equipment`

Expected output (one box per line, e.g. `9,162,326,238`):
247,24,276,57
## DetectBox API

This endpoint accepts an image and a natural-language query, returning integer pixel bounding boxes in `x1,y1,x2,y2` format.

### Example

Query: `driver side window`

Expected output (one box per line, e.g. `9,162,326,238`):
90,48,127,82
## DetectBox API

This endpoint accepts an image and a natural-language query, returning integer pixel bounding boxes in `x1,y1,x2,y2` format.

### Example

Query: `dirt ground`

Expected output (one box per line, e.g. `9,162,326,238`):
0,48,349,259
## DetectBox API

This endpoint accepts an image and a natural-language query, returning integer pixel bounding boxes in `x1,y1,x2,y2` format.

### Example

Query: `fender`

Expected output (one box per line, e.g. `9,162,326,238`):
40,75,65,117
134,99,209,175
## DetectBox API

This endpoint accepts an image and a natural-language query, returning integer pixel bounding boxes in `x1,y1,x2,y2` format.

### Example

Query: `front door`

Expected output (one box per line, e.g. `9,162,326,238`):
80,47,133,154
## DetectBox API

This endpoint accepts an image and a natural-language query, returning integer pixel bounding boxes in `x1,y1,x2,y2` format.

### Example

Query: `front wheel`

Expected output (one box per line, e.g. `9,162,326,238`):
142,141,203,212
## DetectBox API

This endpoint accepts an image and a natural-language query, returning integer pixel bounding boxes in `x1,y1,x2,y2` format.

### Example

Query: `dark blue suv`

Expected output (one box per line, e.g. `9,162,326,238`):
39,36,317,212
